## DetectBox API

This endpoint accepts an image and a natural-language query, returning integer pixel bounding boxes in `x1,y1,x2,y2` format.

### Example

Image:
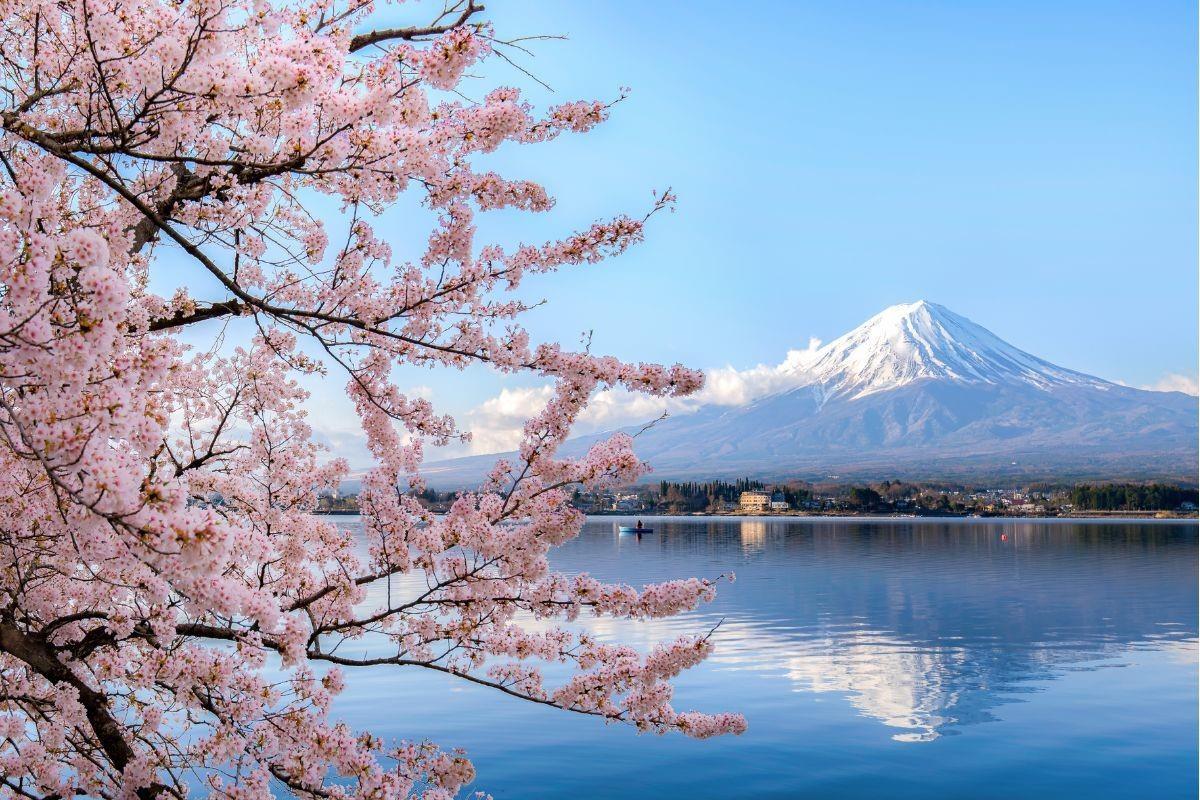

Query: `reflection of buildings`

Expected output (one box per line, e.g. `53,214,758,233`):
740,521,767,553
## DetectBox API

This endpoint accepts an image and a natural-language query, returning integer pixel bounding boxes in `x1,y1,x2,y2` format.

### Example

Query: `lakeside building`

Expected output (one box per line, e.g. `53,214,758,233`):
770,492,790,511
740,491,772,513
611,492,644,512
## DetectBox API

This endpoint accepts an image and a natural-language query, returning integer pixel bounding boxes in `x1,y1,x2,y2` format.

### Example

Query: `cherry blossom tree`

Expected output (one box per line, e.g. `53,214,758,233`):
0,0,745,797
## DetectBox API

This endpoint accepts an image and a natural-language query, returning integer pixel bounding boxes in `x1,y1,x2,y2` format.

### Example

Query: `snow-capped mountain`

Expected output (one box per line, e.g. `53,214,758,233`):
798,301,1107,402
425,302,1198,486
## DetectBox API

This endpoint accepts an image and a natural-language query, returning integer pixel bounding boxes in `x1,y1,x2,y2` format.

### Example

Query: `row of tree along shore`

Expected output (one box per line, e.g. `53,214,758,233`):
317,480,1199,518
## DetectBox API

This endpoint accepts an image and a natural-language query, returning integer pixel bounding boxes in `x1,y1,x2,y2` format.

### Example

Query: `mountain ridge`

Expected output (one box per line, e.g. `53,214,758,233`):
422,302,1198,487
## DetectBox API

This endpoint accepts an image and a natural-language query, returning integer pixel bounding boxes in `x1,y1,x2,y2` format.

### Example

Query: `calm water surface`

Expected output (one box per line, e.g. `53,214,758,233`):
332,517,1197,799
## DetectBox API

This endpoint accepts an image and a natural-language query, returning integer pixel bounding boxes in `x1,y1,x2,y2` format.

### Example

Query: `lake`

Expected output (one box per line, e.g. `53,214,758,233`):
331,517,1198,799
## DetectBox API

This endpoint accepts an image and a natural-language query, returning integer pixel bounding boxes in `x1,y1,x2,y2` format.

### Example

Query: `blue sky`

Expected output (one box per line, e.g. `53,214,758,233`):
162,1,1199,460
468,0,1197,380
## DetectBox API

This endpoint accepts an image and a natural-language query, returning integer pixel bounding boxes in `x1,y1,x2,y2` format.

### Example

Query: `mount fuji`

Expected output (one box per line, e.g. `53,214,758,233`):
426,301,1198,485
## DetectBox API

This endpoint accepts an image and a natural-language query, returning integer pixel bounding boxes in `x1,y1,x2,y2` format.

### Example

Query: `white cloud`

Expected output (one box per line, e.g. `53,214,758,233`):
453,338,826,456
407,384,434,401
1141,372,1199,396
700,337,823,405
462,385,555,455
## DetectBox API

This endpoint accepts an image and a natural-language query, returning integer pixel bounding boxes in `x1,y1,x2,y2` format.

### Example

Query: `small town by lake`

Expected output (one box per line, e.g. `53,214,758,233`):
330,516,1198,799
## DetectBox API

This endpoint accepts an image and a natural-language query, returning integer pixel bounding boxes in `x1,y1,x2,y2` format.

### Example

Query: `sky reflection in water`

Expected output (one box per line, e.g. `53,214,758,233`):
331,517,1198,799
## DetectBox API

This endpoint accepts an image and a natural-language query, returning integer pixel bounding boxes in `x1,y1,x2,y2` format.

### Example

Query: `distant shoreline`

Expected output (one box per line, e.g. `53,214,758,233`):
577,510,1199,521
314,509,1198,521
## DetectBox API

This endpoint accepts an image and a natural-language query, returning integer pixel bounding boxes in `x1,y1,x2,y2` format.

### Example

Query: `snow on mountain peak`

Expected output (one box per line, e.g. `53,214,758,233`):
795,300,1105,400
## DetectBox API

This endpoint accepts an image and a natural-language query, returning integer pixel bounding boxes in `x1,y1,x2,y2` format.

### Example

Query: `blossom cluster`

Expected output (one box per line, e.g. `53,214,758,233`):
0,2,743,798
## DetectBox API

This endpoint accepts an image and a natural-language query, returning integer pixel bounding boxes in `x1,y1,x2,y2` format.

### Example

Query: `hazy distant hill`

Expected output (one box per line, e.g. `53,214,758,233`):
422,301,1198,487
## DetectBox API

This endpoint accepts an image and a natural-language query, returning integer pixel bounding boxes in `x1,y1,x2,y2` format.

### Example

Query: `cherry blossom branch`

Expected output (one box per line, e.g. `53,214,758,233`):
348,1,486,52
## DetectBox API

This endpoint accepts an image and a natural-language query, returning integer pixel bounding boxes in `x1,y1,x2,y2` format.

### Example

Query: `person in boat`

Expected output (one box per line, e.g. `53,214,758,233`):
635,519,643,531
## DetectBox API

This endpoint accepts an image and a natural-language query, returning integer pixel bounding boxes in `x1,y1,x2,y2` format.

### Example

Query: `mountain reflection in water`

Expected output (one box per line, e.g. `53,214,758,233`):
335,517,1197,799
702,519,1196,742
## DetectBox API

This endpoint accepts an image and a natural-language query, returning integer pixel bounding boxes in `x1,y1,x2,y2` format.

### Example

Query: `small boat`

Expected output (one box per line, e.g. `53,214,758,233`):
618,525,653,534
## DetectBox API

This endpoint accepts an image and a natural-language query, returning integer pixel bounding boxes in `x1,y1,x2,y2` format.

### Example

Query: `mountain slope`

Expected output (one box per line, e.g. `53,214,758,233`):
799,301,1106,400
424,302,1198,486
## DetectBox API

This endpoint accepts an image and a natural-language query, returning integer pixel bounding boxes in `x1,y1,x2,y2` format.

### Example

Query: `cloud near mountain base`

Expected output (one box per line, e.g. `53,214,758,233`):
458,338,825,455
1141,372,1199,396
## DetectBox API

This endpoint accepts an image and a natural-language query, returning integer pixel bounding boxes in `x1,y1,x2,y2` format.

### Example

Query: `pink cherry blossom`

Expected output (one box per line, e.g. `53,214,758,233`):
0,2,743,797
